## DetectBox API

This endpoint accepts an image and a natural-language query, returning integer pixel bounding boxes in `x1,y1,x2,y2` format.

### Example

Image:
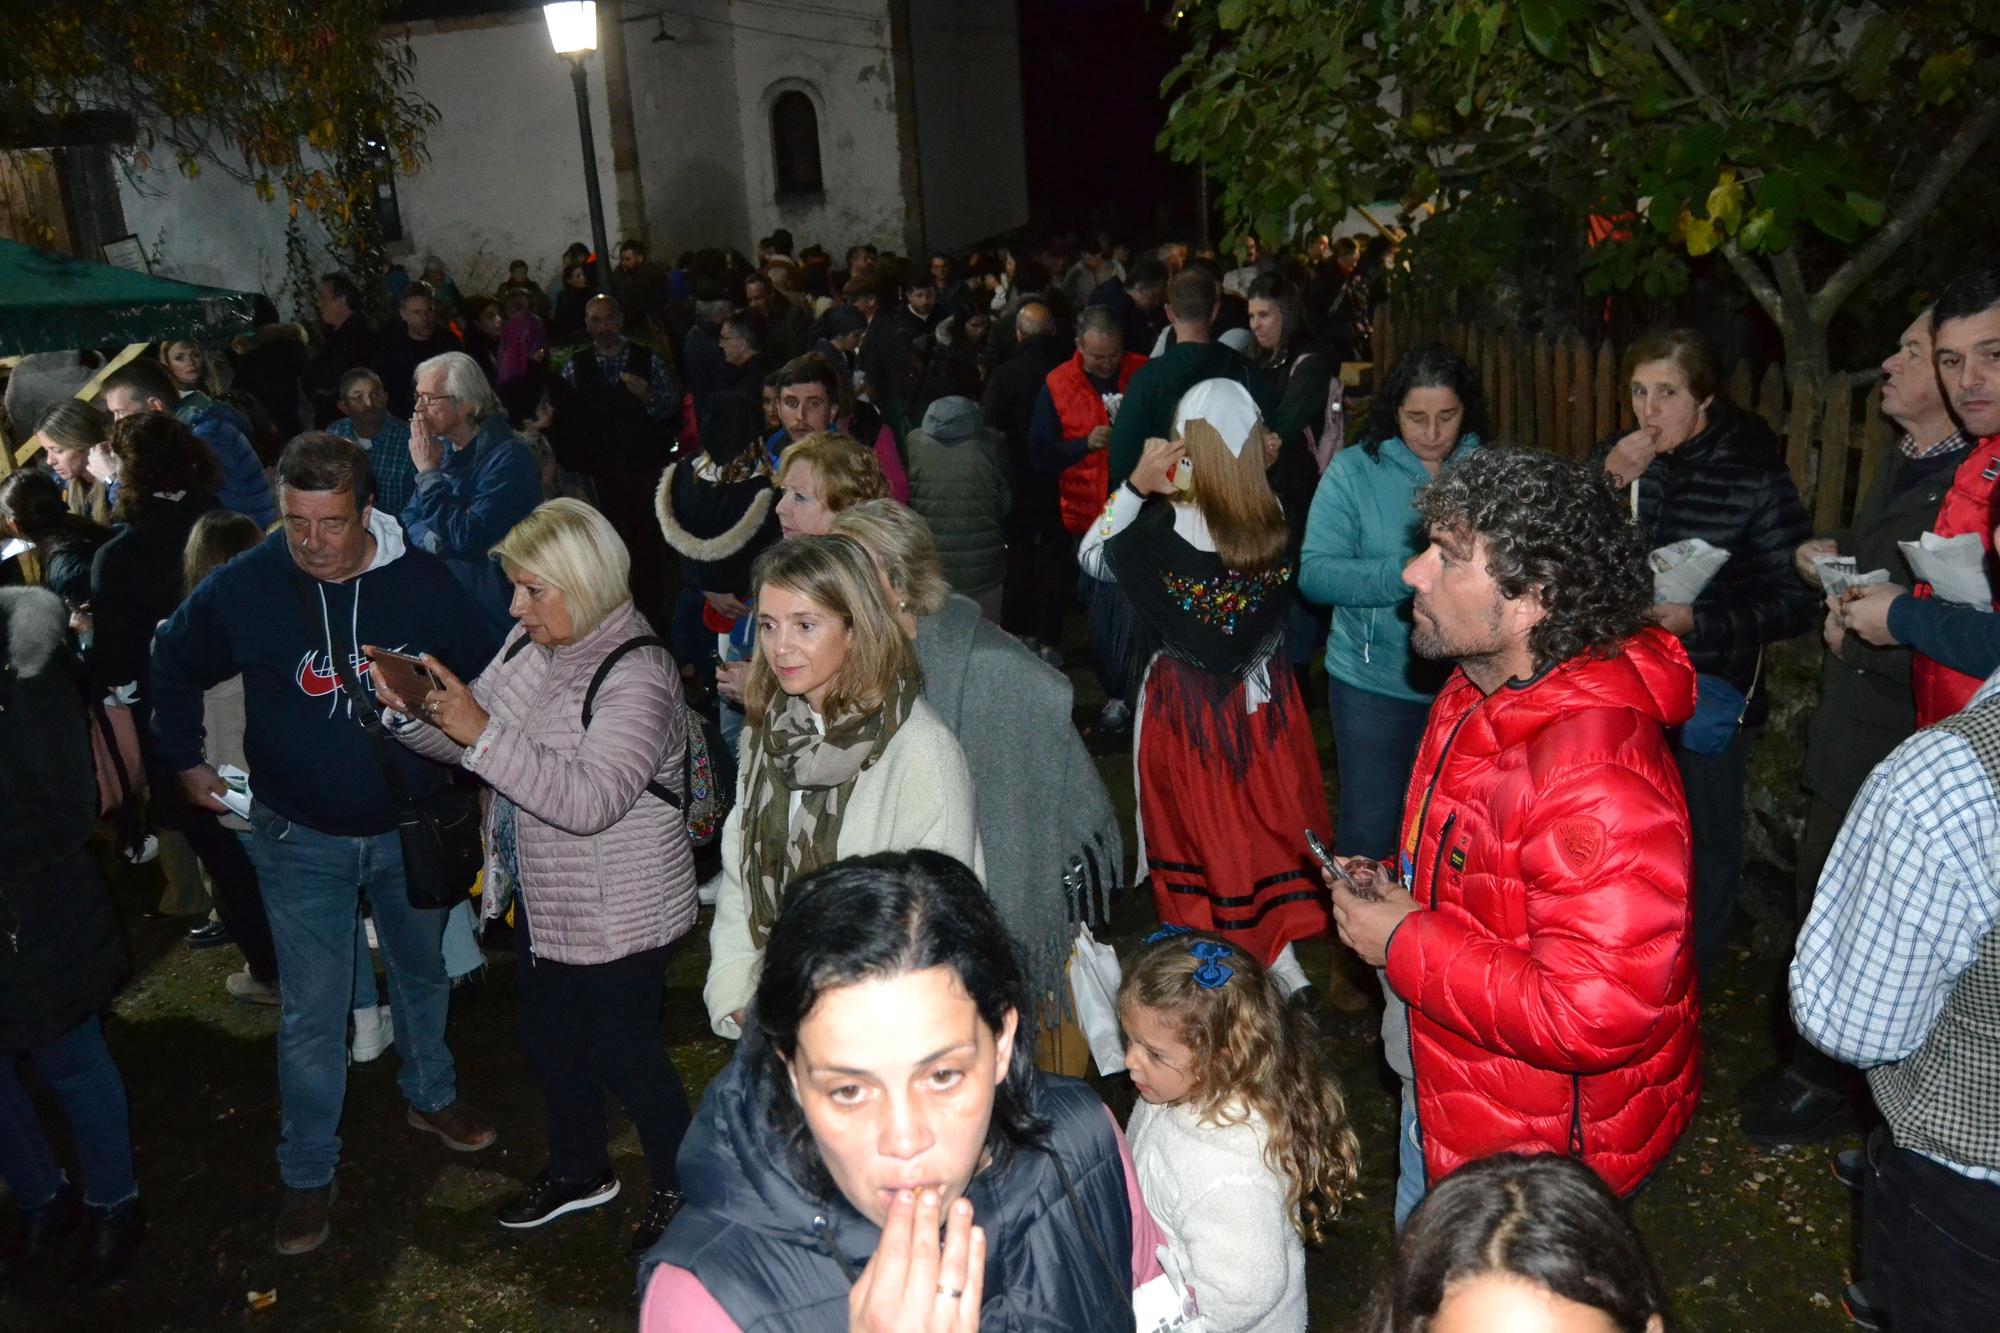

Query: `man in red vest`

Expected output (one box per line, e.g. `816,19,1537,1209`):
1028,305,1147,726
1842,270,2000,710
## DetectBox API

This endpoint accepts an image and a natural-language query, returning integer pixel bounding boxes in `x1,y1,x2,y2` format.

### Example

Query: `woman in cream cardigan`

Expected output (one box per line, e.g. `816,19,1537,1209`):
704,535,981,1037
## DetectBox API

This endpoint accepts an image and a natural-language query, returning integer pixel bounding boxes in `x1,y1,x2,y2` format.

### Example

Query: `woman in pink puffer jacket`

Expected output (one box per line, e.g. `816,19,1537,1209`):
373,498,697,1259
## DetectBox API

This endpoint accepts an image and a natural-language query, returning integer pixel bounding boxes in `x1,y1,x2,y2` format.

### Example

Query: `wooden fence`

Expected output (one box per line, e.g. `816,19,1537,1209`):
1373,304,1896,534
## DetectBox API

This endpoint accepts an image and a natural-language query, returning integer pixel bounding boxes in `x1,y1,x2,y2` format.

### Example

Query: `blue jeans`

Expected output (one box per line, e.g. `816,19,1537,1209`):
0,1017,136,1212
242,802,456,1189
1327,678,1435,860
1394,1082,1426,1229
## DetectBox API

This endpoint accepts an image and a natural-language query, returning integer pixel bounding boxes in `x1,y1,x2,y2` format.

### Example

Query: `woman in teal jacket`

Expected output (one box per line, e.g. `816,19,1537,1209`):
1299,345,1485,863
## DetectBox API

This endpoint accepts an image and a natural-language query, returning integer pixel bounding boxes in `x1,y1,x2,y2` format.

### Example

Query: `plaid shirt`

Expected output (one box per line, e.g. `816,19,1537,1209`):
1898,427,1971,461
1793,668,2000,1182
328,415,417,517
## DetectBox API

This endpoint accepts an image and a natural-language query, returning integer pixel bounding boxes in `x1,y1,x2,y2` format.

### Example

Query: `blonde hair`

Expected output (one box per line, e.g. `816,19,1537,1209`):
1118,932,1360,1243
777,431,889,515
828,499,950,617
489,498,632,637
158,340,223,395
1181,418,1287,574
182,509,263,597
744,536,918,723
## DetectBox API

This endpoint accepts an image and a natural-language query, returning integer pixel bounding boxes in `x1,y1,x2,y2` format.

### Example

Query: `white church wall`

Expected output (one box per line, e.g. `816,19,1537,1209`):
621,0,751,258
730,0,909,256
392,12,620,294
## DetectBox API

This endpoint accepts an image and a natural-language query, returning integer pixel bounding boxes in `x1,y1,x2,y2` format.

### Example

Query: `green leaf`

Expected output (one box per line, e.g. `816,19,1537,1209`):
1845,191,1884,229
1917,46,1974,106
1519,0,1565,61
1684,216,1719,257
1806,191,1860,243
1478,1,1506,54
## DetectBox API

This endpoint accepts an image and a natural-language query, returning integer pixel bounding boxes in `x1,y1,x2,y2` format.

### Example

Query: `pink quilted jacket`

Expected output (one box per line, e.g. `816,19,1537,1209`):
398,601,697,964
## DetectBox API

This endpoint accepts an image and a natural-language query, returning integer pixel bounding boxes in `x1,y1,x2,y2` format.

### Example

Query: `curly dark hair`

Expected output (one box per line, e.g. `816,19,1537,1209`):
1360,343,1489,458
107,412,222,522
1414,448,1652,667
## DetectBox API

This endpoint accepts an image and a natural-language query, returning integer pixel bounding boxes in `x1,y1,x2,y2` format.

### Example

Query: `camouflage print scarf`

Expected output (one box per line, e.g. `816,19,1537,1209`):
744,669,920,945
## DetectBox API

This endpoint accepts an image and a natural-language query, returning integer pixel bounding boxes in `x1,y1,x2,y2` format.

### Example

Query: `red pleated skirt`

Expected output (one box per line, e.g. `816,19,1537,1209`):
1136,654,1334,965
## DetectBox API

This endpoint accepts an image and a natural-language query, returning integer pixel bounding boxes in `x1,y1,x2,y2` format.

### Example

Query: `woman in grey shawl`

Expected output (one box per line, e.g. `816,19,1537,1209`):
831,500,1124,1055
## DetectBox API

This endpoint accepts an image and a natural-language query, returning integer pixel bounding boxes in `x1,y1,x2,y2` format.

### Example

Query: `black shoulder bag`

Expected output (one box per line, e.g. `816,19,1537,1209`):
297,577,483,911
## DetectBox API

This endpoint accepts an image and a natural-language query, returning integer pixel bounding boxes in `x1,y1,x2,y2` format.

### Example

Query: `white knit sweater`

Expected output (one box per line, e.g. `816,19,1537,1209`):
1127,1098,1306,1333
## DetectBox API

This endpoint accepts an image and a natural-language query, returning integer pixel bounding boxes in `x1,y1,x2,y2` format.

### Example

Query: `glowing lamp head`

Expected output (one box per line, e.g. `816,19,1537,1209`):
544,2,598,54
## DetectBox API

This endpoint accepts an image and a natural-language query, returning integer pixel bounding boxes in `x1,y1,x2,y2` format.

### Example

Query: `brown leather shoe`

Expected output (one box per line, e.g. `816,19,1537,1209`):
406,1102,498,1153
274,1181,336,1256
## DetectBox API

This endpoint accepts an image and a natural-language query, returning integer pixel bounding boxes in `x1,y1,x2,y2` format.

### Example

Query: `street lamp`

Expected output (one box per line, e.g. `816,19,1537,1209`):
544,2,611,281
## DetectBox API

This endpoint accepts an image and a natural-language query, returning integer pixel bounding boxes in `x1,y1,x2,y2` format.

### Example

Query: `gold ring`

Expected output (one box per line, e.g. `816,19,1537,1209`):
936,1285,963,1300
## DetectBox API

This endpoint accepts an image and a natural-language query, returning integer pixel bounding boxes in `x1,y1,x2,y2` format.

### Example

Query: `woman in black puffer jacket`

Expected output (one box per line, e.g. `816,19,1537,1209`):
1591,328,1816,976
0,587,143,1286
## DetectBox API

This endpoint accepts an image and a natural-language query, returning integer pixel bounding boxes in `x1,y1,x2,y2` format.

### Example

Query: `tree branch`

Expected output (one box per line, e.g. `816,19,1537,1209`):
1718,240,1785,328
1773,246,1810,311
1620,0,1728,124
1809,97,2000,324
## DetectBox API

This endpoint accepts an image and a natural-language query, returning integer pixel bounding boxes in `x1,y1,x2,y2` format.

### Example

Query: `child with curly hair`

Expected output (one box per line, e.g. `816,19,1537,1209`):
1120,928,1361,1332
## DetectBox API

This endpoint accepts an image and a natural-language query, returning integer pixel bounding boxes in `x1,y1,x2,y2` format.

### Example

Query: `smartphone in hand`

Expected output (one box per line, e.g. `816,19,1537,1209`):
1306,829,1379,901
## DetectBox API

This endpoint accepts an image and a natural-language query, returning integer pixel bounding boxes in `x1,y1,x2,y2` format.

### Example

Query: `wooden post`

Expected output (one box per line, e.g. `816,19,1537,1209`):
1756,364,1786,438
1567,338,1593,457
1480,332,1499,443
1852,381,1894,516
1533,334,1555,453
1552,334,1575,457
1812,375,1853,533
1374,305,1395,381
1594,340,1618,447
1729,361,1756,422
1494,333,1515,444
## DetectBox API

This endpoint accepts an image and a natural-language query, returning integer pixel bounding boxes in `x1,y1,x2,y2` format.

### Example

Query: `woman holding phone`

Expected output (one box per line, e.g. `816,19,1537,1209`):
369,498,700,1257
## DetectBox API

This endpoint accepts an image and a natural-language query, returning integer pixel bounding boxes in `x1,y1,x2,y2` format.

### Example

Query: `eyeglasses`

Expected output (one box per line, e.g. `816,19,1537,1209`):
414,392,458,406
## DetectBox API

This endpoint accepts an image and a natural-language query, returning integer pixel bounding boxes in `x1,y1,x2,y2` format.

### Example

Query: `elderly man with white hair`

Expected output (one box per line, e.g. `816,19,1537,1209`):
405,350,543,633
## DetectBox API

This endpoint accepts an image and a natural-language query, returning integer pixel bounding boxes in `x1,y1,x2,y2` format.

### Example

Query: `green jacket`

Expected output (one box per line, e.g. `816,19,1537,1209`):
1106,339,1266,488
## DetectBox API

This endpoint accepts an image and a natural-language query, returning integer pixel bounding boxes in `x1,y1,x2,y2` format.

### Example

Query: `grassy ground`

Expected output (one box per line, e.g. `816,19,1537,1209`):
1,643,1856,1332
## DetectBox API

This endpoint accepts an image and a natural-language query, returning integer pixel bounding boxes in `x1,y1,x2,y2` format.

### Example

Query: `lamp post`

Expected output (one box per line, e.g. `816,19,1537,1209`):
544,2,611,279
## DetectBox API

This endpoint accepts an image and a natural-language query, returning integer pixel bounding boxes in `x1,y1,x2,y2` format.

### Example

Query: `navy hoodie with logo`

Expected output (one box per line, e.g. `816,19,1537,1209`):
150,510,501,837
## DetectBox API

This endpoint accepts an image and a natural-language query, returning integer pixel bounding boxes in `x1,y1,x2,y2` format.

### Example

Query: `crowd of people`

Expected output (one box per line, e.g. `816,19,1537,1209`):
1,222,1996,1333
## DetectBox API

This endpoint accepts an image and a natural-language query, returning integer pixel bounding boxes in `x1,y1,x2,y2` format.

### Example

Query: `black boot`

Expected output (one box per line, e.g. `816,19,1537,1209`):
69,1196,144,1289
5,1184,82,1278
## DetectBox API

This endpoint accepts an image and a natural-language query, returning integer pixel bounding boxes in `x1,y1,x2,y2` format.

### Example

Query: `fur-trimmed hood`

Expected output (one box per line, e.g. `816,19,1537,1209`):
654,461,781,596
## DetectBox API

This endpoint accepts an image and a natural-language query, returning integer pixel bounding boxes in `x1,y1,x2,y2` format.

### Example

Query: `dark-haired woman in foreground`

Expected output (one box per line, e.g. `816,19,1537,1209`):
1367,1153,1670,1333
641,849,1165,1331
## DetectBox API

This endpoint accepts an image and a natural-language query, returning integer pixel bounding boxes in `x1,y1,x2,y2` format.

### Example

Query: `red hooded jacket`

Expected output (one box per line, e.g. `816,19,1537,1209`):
1385,626,1702,1197
1911,433,2000,727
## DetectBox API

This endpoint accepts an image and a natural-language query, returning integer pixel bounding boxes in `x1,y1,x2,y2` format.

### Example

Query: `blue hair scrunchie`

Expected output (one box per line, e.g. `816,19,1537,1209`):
1143,924,1194,945
1188,941,1232,963
1191,959,1234,989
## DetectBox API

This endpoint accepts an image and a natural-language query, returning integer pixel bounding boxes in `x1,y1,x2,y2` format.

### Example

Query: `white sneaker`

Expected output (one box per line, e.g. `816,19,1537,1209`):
350,1004,393,1063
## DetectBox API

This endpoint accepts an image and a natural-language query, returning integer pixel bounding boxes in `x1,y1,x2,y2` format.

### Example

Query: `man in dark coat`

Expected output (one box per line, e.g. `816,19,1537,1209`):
307,272,378,427
370,284,462,420
980,301,1068,653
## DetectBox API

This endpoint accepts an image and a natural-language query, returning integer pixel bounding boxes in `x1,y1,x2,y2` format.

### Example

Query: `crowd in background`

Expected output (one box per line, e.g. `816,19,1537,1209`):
1,216,1997,1333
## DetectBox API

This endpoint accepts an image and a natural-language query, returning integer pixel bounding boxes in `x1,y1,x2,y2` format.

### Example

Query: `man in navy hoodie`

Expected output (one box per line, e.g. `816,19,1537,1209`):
151,433,503,1257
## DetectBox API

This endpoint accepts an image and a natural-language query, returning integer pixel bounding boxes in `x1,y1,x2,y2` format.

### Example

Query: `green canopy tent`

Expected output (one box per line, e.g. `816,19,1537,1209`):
0,238,259,357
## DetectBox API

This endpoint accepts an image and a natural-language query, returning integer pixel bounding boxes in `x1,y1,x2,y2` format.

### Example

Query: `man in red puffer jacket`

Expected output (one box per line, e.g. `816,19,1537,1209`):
1325,448,1702,1213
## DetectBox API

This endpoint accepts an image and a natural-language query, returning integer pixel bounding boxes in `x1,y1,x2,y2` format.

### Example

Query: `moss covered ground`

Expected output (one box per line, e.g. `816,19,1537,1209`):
1,640,1854,1331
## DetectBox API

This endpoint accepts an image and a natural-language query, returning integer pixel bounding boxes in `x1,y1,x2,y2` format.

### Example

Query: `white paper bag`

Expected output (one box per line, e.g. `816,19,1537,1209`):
1898,531,1994,609
1650,538,1731,605
1066,923,1126,1077
1133,1245,1206,1332
1812,555,1892,600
